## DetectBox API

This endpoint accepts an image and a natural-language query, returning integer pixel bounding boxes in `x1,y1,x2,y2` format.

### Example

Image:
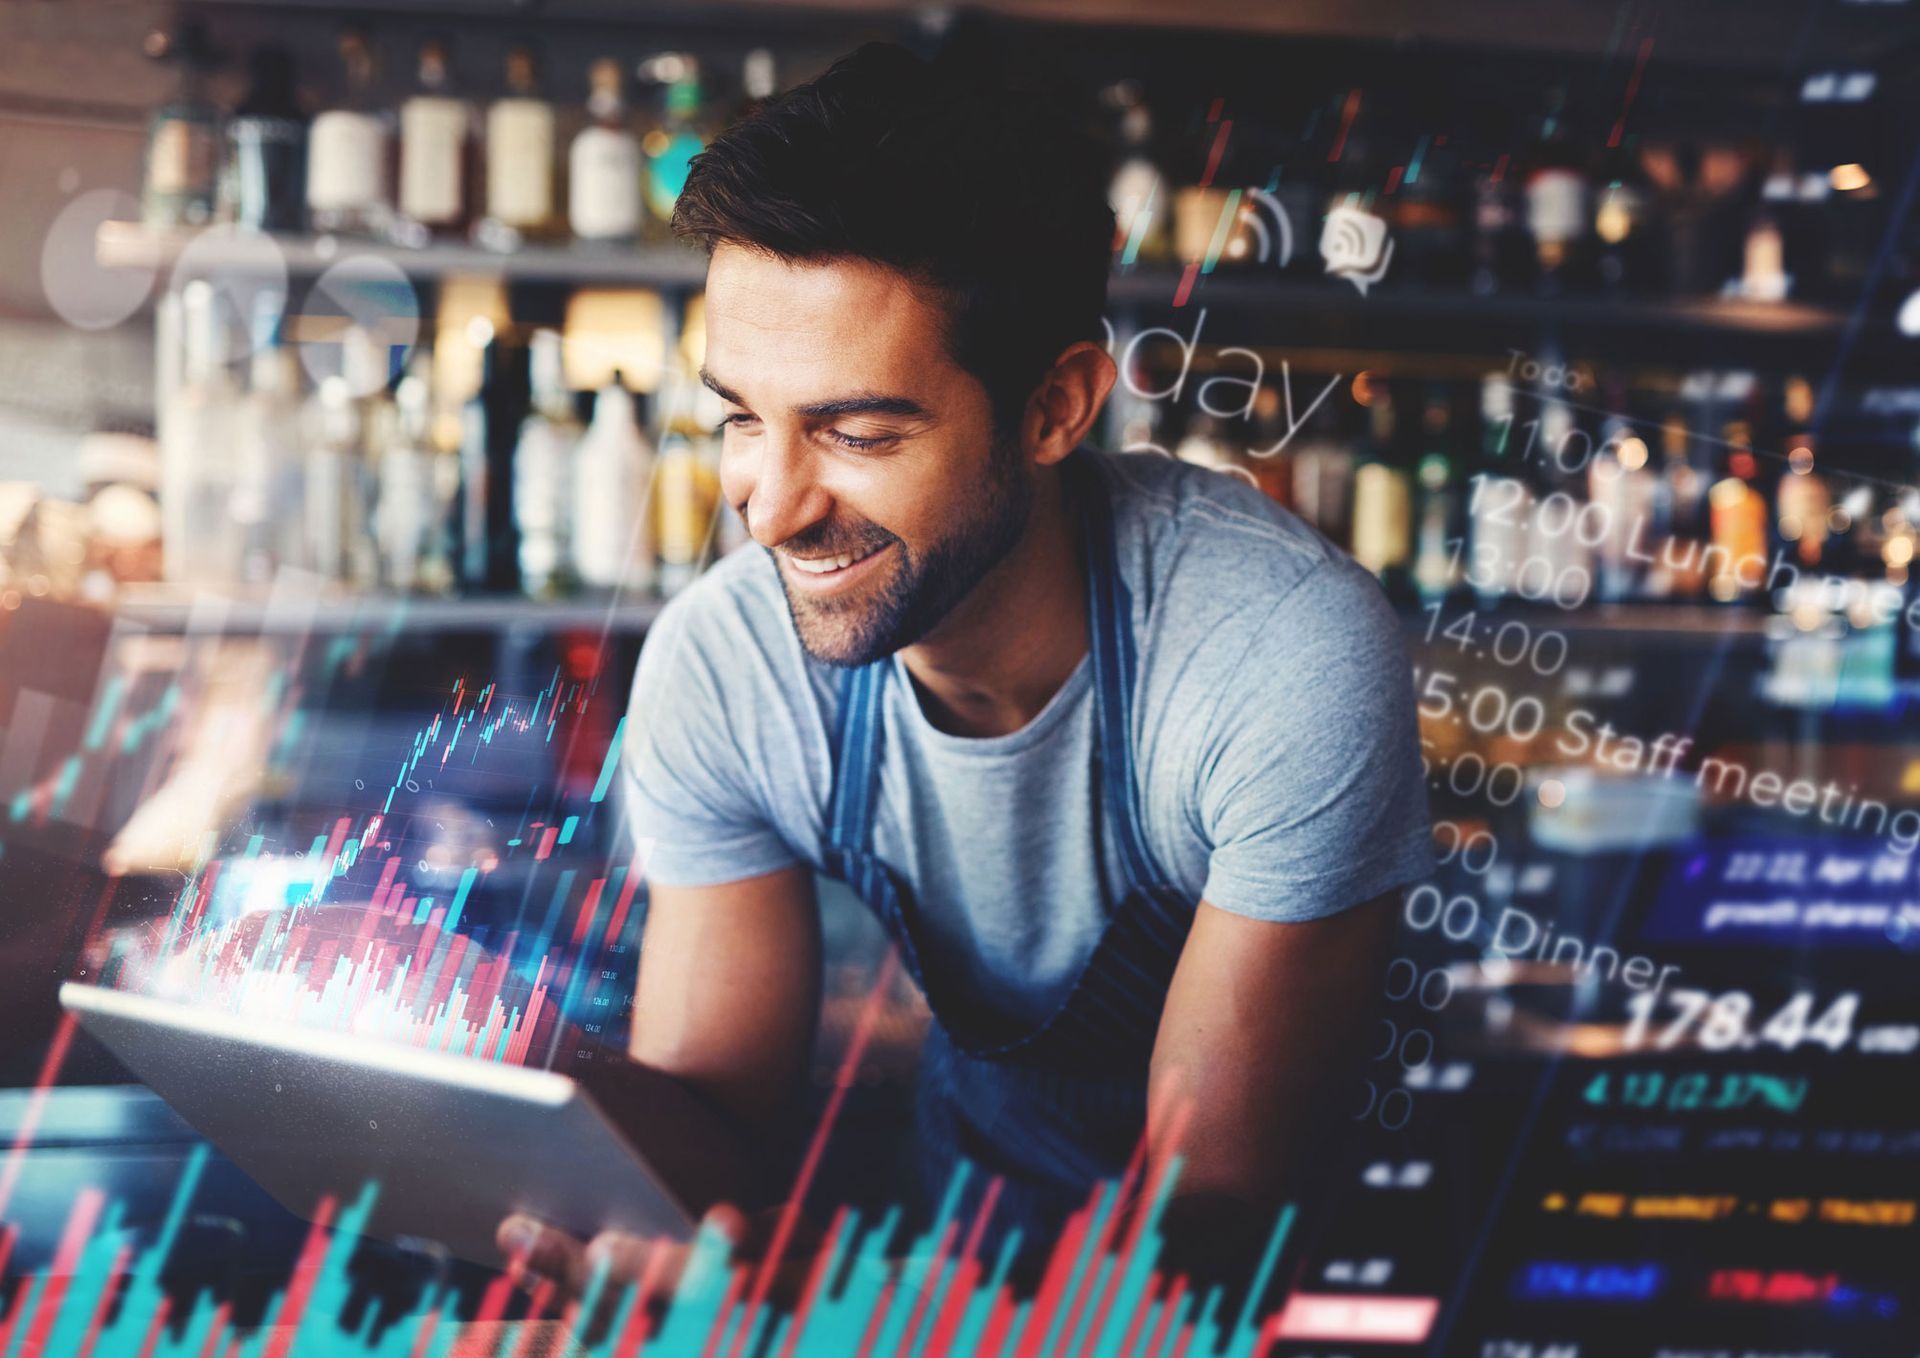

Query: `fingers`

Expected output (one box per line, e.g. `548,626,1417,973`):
498,1205,757,1303
592,1207,726,1300
497,1213,591,1294
584,1229,662,1288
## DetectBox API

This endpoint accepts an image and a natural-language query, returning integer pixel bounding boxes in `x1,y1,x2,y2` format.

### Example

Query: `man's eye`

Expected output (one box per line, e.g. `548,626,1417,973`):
716,413,759,434
826,429,895,451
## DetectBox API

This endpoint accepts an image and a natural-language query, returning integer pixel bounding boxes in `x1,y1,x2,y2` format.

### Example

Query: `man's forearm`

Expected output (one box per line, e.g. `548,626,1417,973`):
577,1053,784,1216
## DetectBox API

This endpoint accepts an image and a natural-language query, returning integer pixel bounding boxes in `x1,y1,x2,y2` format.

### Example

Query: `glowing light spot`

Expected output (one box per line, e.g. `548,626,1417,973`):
1830,163,1871,192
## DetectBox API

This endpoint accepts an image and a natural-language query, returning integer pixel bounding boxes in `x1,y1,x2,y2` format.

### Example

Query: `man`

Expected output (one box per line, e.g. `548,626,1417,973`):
501,42,1431,1287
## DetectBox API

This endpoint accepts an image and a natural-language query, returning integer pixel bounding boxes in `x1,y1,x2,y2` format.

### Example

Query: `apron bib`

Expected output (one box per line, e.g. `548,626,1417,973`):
820,450,1198,1252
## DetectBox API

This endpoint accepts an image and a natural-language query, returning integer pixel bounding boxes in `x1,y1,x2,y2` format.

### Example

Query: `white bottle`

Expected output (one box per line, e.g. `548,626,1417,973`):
570,373,655,592
394,39,471,246
341,327,391,588
161,279,240,586
376,364,451,594
479,46,557,250
514,329,581,596
305,375,361,585
568,58,642,244
306,30,391,236
230,294,306,585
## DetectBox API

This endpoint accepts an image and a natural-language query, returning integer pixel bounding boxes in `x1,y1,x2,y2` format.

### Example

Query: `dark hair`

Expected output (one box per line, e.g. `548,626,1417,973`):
672,43,1114,432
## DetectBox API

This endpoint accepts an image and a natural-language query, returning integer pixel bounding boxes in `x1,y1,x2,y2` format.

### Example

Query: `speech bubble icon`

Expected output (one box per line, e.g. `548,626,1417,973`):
1320,204,1395,296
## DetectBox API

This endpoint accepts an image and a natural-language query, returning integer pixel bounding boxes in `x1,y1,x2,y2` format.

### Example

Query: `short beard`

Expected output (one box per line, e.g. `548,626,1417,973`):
771,435,1032,668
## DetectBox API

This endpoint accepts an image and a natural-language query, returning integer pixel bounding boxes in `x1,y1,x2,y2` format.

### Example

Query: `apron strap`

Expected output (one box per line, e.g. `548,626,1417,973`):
826,658,885,863
820,450,1192,1065
1073,451,1179,899
825,450,1176,897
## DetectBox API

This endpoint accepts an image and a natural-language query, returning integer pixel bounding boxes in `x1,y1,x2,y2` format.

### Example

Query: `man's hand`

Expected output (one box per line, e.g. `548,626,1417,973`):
496,1203,825,1305
496,1205,751,1298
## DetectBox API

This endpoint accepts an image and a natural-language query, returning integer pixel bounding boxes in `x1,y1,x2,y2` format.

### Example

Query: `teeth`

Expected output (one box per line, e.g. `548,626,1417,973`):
788,543,882,575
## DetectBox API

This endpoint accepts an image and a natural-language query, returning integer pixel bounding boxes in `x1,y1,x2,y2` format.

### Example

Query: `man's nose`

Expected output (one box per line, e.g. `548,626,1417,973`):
727,432,832,550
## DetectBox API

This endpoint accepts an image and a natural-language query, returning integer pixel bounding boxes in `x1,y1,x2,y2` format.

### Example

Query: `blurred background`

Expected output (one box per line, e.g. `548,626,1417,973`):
5,0,1920,1352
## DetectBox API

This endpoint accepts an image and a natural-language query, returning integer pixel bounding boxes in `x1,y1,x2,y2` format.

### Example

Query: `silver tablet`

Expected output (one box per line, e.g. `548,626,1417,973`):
60,982,700,1265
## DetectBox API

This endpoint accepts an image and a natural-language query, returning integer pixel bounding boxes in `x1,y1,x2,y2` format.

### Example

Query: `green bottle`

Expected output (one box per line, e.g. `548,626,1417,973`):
640,54,709,240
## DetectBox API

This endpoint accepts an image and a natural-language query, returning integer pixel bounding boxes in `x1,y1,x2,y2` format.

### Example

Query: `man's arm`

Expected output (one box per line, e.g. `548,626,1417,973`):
1146,890,1397,1271
499,865,819,1286
630,864,821,1132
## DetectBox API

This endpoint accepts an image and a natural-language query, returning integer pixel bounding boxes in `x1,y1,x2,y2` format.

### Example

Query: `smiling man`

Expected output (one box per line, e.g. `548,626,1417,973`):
504,42,1432,1284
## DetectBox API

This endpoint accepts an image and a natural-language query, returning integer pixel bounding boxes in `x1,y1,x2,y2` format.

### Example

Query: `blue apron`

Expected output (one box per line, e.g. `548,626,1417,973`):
821,450,1198,1254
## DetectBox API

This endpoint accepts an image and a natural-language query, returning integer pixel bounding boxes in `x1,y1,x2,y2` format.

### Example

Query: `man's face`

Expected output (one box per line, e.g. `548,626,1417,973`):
703,245,1031,667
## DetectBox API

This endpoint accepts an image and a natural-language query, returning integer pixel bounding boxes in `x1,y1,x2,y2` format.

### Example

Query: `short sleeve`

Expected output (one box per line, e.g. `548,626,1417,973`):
620,598,803,887
1194,561,1434,921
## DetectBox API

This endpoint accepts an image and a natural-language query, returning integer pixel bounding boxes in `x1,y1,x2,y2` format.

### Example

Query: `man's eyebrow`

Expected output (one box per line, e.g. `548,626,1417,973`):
795,393,931,421
699,368,743,405
699,368,931,422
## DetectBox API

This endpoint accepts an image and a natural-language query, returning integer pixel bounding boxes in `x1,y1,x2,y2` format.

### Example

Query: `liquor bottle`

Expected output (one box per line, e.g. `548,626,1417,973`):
348,329,397,589
654,385,720,595
1591,144,1663,296
1523,395,1593,598
1758,150,1833,302
477,46,559,252
1587,411,1655,602
307,30,390,237
735,48,778,124
1104,81,1171,267
141,22,221,228
1290,396,1356,548
1411,385,1465,602
1350,383,1413,591
1740,209,1790,302
377,358,454,593
1649,410,1702,599
160,280,240,583
223,45,307,233
1244,385,1294,505
1523,88,1593,296
1470,158,1533,296
1468,371,1529,602
572,372,656,593
304,327,387,586
1388,138,1466,290
1776,435,1830,569
457,329,532,593
1707,425,1767,602
231,292,306,583
569,58,643,246
515,329,582,597
640,54,710,241
305,375,361,585
393,39,473,248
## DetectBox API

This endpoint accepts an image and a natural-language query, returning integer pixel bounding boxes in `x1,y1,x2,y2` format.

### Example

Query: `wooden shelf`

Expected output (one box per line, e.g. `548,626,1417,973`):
109,589,666,635
96,221,709,289
100,222,1910,372
1106,269,1905,374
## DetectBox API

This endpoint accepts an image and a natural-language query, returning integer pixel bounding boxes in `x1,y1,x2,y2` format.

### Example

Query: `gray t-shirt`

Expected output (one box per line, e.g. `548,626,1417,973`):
622,450,1434,1027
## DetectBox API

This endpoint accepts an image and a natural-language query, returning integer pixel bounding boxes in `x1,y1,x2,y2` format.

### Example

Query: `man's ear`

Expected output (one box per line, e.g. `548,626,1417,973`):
1023,342,1119,468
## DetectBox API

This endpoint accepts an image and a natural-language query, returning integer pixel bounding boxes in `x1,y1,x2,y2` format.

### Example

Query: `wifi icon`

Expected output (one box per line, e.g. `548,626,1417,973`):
1235,189,1295,268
